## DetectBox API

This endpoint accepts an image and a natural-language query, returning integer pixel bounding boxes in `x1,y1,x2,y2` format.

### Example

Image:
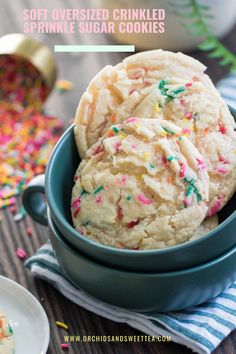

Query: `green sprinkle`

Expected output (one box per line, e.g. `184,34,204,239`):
149,163,155,168
166,156,177,161
127,195,132,201
183,178,202,202
8,326,13,335
171,87,185,95
80,189,88,196
186,185,194,197
158,79,167,90
163,127,175,135
93,185,104,195
112,126,119,133
165,94,176,102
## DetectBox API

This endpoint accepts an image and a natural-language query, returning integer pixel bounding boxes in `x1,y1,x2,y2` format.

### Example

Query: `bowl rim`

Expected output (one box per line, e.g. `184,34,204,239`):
48,210,236,277
45,106,236,257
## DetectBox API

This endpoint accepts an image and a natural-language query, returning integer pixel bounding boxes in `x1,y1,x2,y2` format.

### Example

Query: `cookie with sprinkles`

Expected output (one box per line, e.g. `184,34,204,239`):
74,49,236,215
71,118,209,250
74,49,207,158
133,76,236,215
0,311,14,354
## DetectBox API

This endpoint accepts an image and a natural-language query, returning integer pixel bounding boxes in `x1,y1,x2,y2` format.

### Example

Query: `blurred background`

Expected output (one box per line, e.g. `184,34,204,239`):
1,0,236,122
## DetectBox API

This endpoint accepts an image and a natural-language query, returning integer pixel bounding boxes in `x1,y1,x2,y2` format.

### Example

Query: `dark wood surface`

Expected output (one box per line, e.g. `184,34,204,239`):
0,0,236,353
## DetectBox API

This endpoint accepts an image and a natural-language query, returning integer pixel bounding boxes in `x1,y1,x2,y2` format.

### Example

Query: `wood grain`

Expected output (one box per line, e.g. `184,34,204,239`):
0,0,236,353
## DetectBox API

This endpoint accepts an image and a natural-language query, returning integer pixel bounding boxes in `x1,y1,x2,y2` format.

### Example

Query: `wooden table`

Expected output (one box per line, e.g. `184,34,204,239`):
0,0,236,353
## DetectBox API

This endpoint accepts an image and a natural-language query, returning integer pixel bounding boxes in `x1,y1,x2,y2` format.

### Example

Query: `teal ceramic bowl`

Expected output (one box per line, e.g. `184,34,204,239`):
22,109,236,272
48,211,236,312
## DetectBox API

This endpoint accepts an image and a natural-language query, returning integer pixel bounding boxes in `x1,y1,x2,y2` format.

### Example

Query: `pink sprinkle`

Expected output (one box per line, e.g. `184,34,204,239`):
121,175,127,185
72,197,81,208
219,156,229,164
207,197,223,216
114,141,121,153
185,82,192,87
217,167,228,174
127,220,140,228
196,158,206,170
162,155,167,164
182,128,191,134
184,198,190,206
129,89,137,95
73,207,81,218
179,162,185,178
95,196,102,204
219,124,227,134
9,206,17,213
16,248,27,260
137,194,152,205
185,112,193,120
61,343,69,350
125,117,138,123
131,143,137,149
93,144,104,155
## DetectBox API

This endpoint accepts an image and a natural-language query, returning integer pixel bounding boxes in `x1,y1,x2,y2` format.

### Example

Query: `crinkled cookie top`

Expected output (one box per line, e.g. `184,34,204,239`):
72,118,209,250
74,49,236,215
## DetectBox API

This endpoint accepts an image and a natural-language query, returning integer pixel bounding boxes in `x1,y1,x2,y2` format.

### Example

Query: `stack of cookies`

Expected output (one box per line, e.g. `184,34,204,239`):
71,50,236,250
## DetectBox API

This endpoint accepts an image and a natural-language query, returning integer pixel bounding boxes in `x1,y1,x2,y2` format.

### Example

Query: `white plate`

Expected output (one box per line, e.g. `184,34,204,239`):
0,276,50,354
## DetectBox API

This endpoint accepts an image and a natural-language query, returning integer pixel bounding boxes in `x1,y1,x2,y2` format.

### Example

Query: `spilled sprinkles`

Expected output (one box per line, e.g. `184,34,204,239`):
0,106,63,210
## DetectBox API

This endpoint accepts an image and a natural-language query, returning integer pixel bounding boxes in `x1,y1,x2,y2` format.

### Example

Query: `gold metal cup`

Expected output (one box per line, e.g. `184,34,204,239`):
0,33,57,93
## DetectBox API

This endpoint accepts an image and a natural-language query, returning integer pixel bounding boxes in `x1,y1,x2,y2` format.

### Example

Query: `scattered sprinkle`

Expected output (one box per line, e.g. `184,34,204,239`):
137,194,153,206
219,124,227,134
149,163,155,168
171,87,185,95
184,198,190,207
125,117,138,123
196,158,206,170
166,156,177,161
93,185,104,195
185,82,192,87
112,126,119,134
179,162,185,178
163,127,175,135
55,79,74,93
16,247,27,260
182,128,192,135
217,167,228,174
207,197,224,216
126,195,132,201
153,102,160,112
56,321,69,330
26,227,33,236
61,343,69,350
9,206,17,213
114,141,121,154
127,220,140,228
95,196,102,204
183,177,202,202
14,207,26,221
185,112,193,120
